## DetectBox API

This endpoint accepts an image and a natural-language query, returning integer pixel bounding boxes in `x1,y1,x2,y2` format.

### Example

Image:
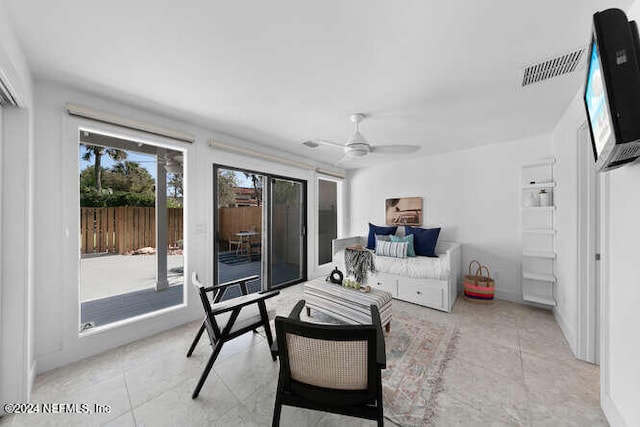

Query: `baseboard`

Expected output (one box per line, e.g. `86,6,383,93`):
553,307,578,357
494,288,523,303
602,392,627,427
28,360,37,397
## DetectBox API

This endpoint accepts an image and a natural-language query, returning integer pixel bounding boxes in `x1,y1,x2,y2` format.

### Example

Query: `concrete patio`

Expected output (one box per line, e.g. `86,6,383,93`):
80,254,185,302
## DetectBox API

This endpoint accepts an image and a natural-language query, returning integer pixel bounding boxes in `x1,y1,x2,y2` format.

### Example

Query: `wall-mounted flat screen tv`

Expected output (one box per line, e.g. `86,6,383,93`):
583,8,640,172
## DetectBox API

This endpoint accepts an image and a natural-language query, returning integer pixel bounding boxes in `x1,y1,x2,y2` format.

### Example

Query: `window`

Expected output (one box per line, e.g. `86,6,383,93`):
78,130,184,331
318,178,340,266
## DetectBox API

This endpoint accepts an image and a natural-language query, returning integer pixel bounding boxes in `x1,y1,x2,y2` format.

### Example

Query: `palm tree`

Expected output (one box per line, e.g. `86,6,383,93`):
81,145,127,192
243,172,263,206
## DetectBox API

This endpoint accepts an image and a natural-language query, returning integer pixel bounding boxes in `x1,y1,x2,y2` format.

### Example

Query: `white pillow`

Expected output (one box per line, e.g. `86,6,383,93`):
376,240,408,258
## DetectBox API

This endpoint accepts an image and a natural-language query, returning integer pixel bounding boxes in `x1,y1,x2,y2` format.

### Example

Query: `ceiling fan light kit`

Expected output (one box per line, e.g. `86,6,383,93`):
303,113,419,161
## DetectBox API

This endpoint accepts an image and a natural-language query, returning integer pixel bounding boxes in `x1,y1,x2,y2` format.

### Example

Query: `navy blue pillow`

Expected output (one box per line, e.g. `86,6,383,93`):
405,226,441,257
366,223,397,250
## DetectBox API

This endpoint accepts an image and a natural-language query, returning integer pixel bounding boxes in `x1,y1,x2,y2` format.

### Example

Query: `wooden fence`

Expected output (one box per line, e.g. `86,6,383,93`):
80,207,183,255
218,206,262,248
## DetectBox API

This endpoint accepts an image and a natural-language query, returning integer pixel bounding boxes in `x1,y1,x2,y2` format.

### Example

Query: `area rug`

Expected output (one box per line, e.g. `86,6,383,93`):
382,312,459,426
267,306,458,426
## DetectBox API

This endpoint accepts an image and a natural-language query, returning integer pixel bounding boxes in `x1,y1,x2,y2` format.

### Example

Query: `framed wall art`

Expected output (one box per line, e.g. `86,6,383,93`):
385,197,423,226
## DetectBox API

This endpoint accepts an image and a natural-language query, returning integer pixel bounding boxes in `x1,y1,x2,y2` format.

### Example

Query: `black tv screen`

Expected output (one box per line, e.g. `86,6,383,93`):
584,39,614,161
583,8,640,172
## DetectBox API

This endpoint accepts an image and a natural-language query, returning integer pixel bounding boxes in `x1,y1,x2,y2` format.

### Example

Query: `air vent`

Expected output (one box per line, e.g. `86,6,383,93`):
302,140,320,148
0,69,23,107
521,47,586,87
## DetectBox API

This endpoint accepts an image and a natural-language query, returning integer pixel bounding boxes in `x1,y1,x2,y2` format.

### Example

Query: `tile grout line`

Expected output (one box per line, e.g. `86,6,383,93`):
516,323,534,427
120,368,138,426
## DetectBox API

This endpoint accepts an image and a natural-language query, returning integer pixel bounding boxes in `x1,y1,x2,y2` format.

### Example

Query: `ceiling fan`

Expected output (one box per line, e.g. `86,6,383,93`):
303,113,420,162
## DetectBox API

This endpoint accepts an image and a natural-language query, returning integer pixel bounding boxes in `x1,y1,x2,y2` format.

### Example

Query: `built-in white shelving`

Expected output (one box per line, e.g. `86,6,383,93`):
522,291,556,306
522,182,556,190
522,206,555,212
521,158,556,306
522,250,557,259
522,272,557,283
522,228,556,235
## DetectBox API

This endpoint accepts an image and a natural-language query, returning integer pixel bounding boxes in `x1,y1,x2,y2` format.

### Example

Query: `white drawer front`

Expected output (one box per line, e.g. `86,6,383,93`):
398,278,446,311
370,273,397,297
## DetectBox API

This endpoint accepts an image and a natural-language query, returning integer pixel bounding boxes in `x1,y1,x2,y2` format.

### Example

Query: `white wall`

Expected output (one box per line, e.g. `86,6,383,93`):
601,164,640,426
32,80,338,372
550,91,584,355
348,134,552,302
0,0,35,410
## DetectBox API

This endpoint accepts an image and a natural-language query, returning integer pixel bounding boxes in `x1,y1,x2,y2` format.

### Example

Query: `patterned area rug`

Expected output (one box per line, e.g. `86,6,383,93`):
382,312,458,426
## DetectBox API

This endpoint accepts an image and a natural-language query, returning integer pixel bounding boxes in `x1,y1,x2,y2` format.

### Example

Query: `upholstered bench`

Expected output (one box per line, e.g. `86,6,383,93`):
303,277,393,332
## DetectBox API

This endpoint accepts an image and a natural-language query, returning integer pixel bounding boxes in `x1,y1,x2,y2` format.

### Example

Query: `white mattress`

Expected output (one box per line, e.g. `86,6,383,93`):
333,250,450,281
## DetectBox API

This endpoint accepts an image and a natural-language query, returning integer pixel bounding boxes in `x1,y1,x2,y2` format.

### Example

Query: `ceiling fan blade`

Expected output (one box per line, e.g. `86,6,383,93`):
334,154,353,166
370,144,420,155
303,139,344,149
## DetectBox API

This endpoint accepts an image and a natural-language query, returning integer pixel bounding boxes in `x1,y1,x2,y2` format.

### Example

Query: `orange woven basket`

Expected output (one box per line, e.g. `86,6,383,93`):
463,263,495,303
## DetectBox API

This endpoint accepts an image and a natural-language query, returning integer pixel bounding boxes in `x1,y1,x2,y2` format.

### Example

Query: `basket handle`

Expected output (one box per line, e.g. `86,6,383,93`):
475,265,492,287
468,260,482,276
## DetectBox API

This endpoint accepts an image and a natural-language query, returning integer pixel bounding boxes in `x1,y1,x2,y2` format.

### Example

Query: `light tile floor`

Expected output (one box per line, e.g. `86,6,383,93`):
0,284,605,426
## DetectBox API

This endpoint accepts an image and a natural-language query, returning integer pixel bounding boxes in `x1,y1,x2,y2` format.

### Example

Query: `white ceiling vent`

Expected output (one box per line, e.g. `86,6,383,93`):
0,69,24,107
521,47,586,87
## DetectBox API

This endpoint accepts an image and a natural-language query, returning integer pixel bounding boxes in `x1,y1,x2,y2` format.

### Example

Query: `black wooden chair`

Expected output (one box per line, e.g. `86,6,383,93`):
187,272,279,399
271,300,386,426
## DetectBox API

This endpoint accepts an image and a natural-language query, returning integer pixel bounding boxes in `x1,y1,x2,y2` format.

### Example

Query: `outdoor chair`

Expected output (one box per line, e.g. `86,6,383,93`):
187,272,279,399
228,233,243,254
271,300,386,426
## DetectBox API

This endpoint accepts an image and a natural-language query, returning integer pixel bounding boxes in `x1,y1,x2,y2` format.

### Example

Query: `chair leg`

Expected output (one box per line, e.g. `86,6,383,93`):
272,380,283,427
192,340,224,399
186,319,207,357
259,301,277,361
377,371,384,426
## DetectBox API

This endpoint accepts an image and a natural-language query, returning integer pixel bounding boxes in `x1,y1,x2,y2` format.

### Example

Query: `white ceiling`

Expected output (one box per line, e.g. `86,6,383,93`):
5,0,634,167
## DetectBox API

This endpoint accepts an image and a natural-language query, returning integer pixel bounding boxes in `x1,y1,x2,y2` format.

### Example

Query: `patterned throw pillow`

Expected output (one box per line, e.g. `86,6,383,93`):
390,234,416,257
376,240,409,258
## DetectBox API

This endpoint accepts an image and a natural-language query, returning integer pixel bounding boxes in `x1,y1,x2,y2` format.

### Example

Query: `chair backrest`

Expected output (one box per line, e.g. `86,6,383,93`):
191,272,222,341
275,317,379,403
192,272,204,289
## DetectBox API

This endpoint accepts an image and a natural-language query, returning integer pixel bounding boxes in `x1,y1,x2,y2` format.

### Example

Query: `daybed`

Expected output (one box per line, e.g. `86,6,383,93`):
332,235,461,312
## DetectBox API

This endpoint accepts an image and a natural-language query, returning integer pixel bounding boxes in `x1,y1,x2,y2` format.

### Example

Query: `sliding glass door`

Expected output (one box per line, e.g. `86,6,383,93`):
213,165,306,295
269,178,306,288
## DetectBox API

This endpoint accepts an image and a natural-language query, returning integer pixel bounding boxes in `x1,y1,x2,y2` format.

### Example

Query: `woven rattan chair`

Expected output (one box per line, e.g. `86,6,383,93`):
187,272,279,399
272,300,386,426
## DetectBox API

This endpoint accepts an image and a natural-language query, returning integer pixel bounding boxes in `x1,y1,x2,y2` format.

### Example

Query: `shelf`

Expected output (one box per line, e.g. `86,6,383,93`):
522,182,556,190
522,228,556,235
522,291,556,306
522,206,555,211
523,250,556,259
523,272,557,283
522,158,556,168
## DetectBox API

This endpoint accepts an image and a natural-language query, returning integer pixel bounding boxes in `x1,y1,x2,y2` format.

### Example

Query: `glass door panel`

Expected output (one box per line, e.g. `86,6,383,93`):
270,178,306,288
214,167,264,297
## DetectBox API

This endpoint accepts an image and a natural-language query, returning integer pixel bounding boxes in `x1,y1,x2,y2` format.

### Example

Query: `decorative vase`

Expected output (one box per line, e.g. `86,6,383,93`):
539,189,551,207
